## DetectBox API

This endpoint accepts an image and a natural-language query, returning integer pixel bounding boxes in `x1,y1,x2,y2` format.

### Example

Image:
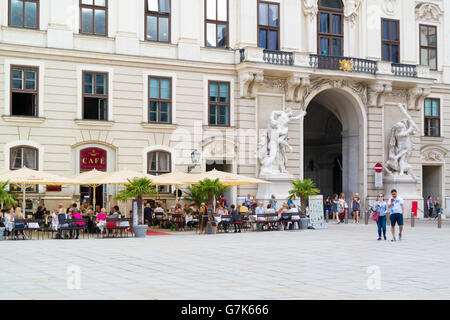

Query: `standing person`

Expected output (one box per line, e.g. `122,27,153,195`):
244,194,252,209
426,196,434,220
373,194,388,241
351,193,361,224
230,204,241,233
270,195,277,213
144,203,153,226
331,194,340,223
219,194,228,209
388,189,404,242
339,193,347,223
324,196,332,220
434,197,441,221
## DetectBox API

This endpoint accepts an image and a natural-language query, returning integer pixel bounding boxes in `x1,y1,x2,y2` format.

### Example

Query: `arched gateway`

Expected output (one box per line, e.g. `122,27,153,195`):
301,81,367,203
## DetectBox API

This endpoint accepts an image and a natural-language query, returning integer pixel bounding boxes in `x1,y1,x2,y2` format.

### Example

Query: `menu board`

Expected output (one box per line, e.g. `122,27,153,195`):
309,195,326,229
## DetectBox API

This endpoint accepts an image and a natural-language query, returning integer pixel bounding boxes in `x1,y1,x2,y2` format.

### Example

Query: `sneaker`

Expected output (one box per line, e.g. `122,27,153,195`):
377,237,382,241
384,236,387,241
399,233,402,241
391,237,396,242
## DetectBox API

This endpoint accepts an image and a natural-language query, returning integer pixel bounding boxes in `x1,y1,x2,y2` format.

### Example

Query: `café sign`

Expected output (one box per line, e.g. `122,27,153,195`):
80,148,107,171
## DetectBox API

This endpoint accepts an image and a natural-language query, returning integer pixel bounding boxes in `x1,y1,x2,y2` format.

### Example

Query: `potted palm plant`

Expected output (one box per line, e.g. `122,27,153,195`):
0,181,17,241
197,178,229,210
184,185,207,208
288,178,320,230
115,178,157,238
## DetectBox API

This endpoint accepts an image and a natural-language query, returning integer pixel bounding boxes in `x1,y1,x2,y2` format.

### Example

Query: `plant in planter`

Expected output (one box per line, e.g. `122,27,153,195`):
0,181,17,210
288,178,320,219
197,178,229,210
184,185,207,208
115,178,157,238
0,181,17,241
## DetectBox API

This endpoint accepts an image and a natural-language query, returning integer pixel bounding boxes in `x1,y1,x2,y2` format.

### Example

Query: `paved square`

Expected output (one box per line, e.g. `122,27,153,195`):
1,222,450,300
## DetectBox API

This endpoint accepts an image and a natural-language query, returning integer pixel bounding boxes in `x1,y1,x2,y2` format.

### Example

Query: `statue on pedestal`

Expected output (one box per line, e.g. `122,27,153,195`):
384,103,419,181
258,108,306,176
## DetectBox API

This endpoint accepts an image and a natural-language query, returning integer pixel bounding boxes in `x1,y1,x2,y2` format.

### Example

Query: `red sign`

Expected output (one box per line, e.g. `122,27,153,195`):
80,148,107,172
47,185,62,192
375,163,383,173
411,201,418,217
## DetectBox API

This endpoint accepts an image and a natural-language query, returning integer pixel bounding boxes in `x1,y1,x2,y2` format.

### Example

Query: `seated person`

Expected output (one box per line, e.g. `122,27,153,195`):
96,208,107,237
13,208,26,240
70,210,86,239
255,202,266,231
57,208,69,238
239,203,249,214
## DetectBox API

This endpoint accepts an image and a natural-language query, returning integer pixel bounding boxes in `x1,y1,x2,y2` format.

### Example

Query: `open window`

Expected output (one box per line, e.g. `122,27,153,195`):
147,151,171,193
11,66,38,117
82,71,108,121
10,146,38,193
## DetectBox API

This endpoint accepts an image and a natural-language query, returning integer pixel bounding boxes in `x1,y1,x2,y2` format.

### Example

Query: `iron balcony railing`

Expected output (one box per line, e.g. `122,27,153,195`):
263,49,294,65
239,48,245,63
309,54,378,75
391,63,418,78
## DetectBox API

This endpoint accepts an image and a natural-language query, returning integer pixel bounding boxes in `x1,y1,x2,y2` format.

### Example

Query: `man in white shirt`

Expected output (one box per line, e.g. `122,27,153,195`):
387,189,404,242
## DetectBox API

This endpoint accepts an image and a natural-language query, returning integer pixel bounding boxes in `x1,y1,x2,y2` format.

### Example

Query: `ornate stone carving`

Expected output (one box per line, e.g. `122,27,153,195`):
344,0,362,24
303,0,318,21
421,145,448,164
239,70,264,99
408,86,431,110
385,104,419,181
422,150,444,162
202,138,237,160
416,2,444,22
368,82,392,108
261,78,288,91
258,109,306,176
383,0,398,16
286,74,310,102
300,79,368,108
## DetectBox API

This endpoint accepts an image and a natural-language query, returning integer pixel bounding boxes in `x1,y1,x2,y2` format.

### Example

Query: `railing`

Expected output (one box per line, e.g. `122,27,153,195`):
309,54,378,75
391,63,418,78
263,49,294,65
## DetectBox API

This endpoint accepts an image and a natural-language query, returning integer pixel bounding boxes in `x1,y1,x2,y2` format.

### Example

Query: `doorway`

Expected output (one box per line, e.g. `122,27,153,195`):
304,101,343,197
80,184,105,209
422,165,442,214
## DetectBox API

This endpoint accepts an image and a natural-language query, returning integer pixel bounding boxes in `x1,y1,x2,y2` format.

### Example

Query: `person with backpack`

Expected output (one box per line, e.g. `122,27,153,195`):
388,189,404,242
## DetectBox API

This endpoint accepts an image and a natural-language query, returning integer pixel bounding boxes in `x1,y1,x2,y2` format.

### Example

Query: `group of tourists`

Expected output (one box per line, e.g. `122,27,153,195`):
324,193,361,224
425,196,441,221
372,189,405,242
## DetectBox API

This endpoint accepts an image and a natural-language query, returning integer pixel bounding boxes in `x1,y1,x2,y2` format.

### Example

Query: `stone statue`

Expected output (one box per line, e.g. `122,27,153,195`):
384,103,419,181
258,108,306,176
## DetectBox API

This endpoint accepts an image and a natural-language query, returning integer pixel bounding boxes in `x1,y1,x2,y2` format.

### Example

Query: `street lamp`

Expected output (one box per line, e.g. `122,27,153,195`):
188,149,201,173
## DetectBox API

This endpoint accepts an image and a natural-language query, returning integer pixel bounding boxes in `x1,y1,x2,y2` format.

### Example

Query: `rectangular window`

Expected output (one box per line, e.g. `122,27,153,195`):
381,19,400,63
9,0,39,29
424,98,440,137
257,1,279,50
147,151,171,193
10,146,38,193
148,76,172,124
420,24,437,70
80,0,107,36
205,0,229,48
83,71,108,121
209,81,230,126
11,66,38,117
145,0,171,42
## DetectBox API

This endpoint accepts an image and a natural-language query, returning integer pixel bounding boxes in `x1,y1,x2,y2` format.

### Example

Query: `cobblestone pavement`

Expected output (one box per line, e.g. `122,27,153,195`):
1,222,449,300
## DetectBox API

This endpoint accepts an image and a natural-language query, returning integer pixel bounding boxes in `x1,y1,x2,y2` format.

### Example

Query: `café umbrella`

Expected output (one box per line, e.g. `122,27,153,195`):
0,168,79,213
69,169,108,211
159,172,196,202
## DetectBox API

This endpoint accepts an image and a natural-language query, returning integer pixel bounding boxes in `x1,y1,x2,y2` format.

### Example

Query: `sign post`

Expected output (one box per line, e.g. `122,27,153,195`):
309,195,327,230
375,163,383,188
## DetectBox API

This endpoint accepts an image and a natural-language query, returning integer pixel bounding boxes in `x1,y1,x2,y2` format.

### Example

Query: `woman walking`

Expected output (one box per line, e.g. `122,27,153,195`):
434,197,441,221
332,194,340,223
351,193,361,224
324,196,331,220
373,194,388,241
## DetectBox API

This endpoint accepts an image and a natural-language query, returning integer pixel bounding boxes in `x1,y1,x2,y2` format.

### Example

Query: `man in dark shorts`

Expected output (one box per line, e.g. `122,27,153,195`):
387,189,404,242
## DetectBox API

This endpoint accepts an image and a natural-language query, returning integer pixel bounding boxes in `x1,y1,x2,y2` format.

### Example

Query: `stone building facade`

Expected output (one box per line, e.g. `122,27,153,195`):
0,0,449,217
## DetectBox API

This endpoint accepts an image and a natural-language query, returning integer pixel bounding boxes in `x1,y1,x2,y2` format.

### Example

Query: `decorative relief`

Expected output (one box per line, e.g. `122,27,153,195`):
383,0,398,16
202,138,237,159
416,2,444,22
286,74,310,102
303,0,318,21
388,86,431,110
261,78,288,91
421,146,448,164
368,82,392,108
300,79,368,108
344,0,362,24
239,70,264,99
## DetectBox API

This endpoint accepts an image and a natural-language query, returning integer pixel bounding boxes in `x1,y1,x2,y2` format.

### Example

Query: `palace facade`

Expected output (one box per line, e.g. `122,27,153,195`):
1,0,449,217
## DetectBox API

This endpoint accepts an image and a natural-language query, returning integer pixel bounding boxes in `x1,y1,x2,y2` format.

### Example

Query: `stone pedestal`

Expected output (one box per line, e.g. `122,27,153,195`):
256,173,294,203
384,175,424,219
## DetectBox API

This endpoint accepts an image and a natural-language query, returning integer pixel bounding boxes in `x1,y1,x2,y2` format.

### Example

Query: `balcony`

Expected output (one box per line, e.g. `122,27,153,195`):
309,54,378,75
263,50,294,65
391,63,418,78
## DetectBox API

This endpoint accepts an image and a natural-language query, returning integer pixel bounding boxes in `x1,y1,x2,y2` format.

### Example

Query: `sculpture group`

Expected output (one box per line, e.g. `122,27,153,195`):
258,108,306,176
385,103,419,181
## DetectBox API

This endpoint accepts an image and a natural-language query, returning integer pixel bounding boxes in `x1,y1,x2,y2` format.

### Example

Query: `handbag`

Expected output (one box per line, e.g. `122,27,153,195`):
371,211,380,222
